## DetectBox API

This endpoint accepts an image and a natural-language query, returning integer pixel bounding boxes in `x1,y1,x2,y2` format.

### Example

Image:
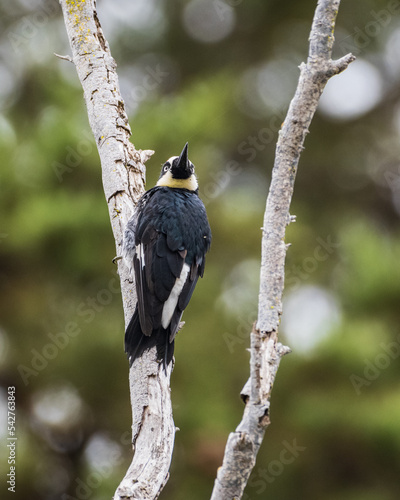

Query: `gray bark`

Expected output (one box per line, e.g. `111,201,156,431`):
60,0,355,498
210,1,355,499
59,1,175,498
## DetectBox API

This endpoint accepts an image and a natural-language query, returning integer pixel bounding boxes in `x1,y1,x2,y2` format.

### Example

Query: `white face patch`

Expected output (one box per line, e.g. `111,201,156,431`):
161,263,190,328
167,156,178,164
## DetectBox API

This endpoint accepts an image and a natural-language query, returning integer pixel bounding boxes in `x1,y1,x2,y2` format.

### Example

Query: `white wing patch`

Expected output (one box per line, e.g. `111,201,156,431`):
161,263,190,328
136,243,145,268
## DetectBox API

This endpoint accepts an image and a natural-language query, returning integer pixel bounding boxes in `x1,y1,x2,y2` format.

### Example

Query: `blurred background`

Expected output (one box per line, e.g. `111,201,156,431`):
1,0,400,498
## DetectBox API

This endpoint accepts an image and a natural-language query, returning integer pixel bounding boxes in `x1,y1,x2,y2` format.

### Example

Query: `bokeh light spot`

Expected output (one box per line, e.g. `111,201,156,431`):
183,0,236,44
319,59,383,120
282,286,341,354
32,384,84,427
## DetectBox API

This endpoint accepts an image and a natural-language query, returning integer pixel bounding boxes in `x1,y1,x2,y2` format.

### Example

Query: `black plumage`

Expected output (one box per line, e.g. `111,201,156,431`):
123,144,211,368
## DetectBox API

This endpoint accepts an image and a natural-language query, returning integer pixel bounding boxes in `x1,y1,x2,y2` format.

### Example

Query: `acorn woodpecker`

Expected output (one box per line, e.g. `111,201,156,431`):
122,143,211,368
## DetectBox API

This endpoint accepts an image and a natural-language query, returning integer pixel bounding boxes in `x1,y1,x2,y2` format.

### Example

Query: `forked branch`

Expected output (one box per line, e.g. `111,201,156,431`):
60,0,355,498
210,1,355,498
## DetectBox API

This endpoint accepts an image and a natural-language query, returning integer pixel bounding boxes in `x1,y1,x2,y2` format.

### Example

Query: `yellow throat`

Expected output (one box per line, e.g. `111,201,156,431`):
156,170,198,191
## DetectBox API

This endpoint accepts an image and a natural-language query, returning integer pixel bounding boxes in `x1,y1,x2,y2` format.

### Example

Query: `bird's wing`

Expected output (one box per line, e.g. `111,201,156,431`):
133,190,207,340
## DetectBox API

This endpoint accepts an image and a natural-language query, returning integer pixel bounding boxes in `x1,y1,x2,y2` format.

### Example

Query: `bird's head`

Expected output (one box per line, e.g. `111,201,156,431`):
156,143,198,191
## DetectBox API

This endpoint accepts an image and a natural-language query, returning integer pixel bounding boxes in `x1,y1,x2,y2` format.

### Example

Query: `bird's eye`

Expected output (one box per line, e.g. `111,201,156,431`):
163,165,170,172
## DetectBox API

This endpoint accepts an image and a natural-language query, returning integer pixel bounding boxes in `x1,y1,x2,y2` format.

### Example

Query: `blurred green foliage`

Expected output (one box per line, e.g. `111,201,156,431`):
1,0,400,499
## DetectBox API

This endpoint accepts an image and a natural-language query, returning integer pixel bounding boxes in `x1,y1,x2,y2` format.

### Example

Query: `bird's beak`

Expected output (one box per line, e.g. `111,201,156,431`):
177,142,189,171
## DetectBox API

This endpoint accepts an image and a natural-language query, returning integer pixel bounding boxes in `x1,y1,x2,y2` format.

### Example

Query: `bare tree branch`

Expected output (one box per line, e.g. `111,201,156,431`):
210,1,355,498
59,1,175,498
60,0,355,498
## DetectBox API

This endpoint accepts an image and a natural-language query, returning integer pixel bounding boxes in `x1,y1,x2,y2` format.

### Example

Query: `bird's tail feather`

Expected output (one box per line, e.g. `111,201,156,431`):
125,305,174,369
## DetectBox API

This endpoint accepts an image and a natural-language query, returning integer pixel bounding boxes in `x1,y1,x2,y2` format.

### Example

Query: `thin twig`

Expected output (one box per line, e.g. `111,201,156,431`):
54,52,73,63
210,1,355,498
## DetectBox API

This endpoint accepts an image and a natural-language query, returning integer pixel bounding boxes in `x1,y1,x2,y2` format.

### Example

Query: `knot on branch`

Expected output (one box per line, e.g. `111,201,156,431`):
228,431,254,458
277,342,291,357
240,378,251,404
136,149,155,164
257,403,270,427
286,213,297,226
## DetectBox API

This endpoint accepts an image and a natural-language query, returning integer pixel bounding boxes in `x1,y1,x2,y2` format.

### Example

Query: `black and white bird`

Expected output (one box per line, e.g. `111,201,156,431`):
122,143,211,368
